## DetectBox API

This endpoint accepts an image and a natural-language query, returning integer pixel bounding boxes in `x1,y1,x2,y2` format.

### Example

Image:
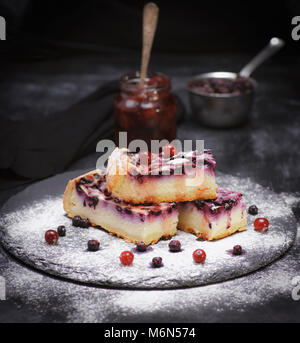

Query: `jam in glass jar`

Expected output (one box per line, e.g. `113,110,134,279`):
114,72,177,148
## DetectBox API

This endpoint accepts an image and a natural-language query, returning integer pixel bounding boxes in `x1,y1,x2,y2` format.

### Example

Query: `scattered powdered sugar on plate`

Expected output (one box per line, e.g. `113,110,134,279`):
1,222,299,322
0,170,296,290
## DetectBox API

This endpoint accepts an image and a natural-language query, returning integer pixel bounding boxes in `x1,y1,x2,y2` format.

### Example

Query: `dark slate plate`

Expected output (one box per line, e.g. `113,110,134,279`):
0,170,297,289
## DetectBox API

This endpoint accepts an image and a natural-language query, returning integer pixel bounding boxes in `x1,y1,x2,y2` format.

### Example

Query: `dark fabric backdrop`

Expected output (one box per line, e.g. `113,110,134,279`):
0,0,299,54
0,0,299,181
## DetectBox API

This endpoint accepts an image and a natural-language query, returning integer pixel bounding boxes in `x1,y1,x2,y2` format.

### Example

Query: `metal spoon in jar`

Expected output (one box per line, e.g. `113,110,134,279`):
140,2,159,86
187,37,285,128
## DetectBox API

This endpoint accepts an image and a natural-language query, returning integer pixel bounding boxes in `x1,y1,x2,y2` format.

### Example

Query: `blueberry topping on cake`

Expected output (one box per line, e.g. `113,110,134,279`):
195,200,205,210
191,188,243,215
125,208,132,215
105,147,218,204
116,205,122,212
88,196,99,209
178,188,247,240
64,169,179,245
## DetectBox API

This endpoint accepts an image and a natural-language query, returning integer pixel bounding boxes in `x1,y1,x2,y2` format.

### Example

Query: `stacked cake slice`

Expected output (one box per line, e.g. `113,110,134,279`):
63,147,247,244
178,188,247,240
63,170,178,245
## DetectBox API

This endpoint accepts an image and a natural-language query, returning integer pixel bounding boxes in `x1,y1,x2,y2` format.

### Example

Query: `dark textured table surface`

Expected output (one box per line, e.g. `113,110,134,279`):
0,50,299,322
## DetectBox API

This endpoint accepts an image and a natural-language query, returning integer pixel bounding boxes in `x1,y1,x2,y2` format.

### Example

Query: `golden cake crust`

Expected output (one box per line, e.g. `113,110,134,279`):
106,148,218,204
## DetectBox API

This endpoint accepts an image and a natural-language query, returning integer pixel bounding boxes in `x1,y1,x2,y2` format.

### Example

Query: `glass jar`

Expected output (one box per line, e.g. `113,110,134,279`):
114,72,177,148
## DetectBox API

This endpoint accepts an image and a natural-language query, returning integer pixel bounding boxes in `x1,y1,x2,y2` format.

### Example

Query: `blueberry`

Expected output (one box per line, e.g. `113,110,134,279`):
169,240,181,252
88,240,100,251
125,208,132,215
104,189,111,197
88,196,99,208
150,210,162,216
72,216,82,226
224,203,232,211
72,216,90,228
248,205,258,215
136,241,147,252
233,245,243,255
195,200,205,210
57,225,66,237
80,218,90,228
161,235,172,241
80,177,92,184
152,257,163,268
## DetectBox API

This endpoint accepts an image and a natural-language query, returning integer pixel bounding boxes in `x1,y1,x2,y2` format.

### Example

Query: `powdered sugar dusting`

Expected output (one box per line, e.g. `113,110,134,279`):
0,171,296,291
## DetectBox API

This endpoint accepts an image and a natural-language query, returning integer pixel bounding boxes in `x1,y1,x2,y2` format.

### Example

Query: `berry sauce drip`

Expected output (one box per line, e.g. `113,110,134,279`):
120,251,134,266
254,218,269,232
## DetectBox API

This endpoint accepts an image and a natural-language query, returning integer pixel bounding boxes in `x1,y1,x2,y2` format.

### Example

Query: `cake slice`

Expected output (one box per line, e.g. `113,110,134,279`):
178,188,247,240
63,170,178,245
106,147,218,204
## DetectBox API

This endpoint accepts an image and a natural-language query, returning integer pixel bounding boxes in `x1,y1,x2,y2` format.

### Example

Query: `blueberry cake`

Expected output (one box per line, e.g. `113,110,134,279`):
63,170,178,245
178,188,247,240
106,147,218,204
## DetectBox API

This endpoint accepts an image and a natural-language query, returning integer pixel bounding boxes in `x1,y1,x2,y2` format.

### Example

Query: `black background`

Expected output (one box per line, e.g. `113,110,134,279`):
0,0,300,323
0,0,299,55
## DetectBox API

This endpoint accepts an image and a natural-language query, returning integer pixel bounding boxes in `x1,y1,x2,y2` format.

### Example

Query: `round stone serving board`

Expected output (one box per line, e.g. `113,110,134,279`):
0,169,297,289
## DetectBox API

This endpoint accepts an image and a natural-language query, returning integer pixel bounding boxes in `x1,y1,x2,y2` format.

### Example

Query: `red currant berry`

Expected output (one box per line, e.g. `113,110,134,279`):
139,151,152,166
193,249,206,263
254,218,269,232
45,230,59,245
120,251,134,266
162,144,178,158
